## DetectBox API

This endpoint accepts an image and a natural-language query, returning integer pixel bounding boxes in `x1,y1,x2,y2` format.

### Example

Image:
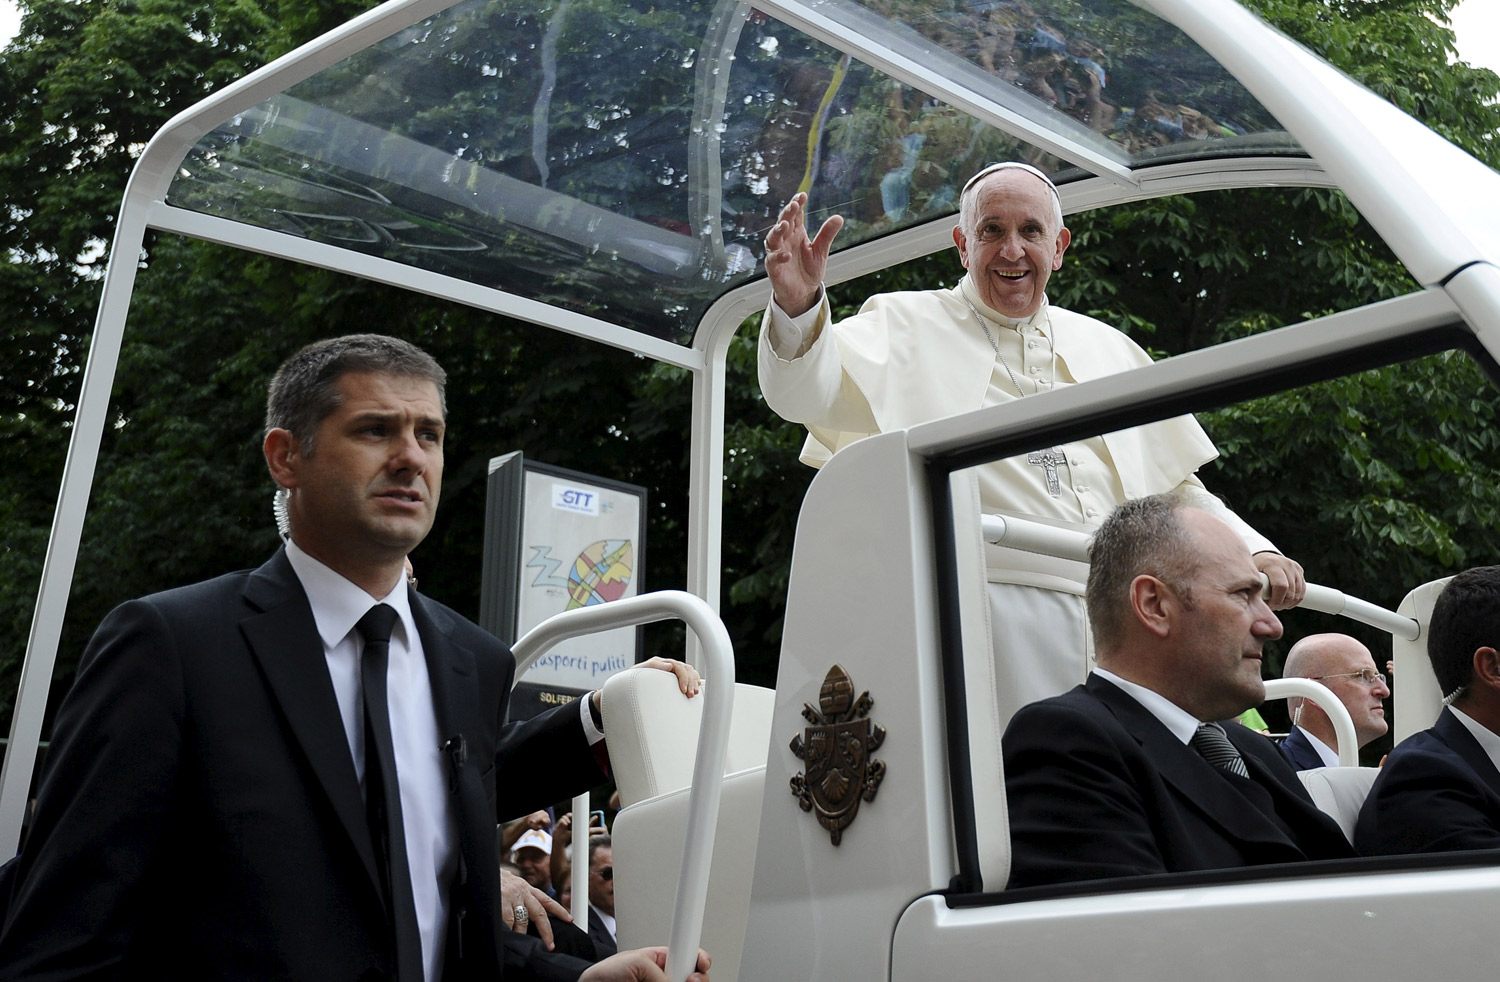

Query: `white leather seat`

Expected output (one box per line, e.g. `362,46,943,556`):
601,668,773,808
600,669,775,982
1262,680,1373,841
1394,578,1450,743
1297,766,1380,843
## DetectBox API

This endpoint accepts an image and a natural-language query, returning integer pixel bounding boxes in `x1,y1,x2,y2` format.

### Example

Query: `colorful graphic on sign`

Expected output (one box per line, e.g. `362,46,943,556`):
566,539,633,609
510,467,644,692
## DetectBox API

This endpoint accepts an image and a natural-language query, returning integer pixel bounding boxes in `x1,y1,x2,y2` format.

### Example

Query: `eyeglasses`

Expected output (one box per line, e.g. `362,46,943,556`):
593,865,613,881
1314,669,1387,687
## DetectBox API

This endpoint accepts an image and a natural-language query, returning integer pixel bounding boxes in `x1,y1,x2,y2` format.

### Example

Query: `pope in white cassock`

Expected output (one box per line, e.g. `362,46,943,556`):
757,161,1306,723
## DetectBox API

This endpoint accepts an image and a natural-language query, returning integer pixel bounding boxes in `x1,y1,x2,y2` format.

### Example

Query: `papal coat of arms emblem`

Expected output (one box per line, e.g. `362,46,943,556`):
789,664,887,845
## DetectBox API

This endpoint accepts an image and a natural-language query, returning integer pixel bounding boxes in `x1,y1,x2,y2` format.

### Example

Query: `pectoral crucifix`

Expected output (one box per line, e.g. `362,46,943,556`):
1027,448,1068,498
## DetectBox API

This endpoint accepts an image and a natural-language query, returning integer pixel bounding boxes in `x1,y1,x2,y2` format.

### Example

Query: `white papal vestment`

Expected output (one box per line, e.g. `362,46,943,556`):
758,277,1278,723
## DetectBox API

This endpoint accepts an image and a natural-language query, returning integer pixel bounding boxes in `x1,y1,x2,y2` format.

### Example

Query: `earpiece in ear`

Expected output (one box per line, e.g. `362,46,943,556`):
272,487,291,542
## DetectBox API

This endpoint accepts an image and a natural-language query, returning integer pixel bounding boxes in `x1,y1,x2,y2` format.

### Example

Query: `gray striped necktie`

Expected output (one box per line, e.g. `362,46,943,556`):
1190,721,1250,778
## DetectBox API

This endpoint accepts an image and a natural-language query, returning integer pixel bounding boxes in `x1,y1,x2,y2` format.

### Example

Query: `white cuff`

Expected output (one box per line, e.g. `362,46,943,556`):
580,693,605,745
767,289,825,359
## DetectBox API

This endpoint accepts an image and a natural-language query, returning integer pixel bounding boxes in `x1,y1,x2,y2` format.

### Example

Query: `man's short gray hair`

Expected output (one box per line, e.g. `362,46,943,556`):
1086,492,1200,653
958,161,1065,236
265,334,446,454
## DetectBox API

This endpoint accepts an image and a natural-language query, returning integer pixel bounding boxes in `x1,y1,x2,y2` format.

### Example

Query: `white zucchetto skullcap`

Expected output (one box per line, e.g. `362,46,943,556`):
961,161,1061,202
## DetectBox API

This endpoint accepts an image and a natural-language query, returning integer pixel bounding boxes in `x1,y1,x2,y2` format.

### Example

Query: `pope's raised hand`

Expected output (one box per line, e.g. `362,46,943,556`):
763,192,844,317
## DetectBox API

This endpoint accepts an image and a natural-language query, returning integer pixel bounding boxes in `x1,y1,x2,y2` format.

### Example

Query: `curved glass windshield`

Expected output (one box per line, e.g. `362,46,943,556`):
166,0,1297,343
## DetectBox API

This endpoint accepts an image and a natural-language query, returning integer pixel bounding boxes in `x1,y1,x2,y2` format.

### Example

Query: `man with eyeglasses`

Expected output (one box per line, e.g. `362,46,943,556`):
1356,566,1500,855
1279,634,1391,770
759,163,1304,722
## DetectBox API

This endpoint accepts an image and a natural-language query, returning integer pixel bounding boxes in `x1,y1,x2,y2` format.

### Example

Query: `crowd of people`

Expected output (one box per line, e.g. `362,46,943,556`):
499,808,620,962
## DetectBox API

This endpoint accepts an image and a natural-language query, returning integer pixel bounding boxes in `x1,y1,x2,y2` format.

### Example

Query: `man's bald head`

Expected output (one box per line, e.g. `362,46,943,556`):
1283,633,1389,749
1283,634,1365,680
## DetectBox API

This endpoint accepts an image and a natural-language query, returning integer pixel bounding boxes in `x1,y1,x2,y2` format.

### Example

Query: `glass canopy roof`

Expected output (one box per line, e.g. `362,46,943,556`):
166,0,1298,344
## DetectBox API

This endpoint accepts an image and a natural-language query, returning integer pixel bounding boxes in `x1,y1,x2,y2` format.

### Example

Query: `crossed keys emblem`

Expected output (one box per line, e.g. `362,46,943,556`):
789,664,887,845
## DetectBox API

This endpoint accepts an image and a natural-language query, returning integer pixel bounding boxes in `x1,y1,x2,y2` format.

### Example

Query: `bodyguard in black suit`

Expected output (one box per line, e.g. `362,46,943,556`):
588,910,620,961
1356,566,1500,856
0,336,709,982
1355,708,1500,854
1003,493,1353,889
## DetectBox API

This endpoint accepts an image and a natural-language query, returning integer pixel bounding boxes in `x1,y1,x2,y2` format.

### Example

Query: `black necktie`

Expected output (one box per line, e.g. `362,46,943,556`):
358,603,424,982
1190,721,1251,779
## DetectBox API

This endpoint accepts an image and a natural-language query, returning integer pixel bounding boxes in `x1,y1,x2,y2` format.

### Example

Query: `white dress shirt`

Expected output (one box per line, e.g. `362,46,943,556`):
1092,668,1201,744
1293,725,1341,768
286,542,456,982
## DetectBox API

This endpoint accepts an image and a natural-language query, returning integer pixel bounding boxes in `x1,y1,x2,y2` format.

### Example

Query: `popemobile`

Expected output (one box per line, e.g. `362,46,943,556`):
5,1,1500,979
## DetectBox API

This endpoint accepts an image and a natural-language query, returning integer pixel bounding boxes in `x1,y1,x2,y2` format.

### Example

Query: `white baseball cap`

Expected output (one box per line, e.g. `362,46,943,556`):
511,828,553,857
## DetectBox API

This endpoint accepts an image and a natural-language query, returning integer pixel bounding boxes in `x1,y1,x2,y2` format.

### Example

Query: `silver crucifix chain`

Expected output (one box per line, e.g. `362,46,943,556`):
962,292,1068,498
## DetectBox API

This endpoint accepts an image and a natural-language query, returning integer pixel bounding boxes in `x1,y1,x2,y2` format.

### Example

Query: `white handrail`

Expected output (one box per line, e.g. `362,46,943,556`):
980,513,1090,563
1297,582,1420,641
511,591,734,982
1262,678,1359,767
979,514,1420,640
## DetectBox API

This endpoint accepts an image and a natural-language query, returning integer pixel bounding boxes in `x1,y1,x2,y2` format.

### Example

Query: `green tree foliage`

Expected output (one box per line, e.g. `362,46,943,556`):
1040,0,1500,747
0,0,300,730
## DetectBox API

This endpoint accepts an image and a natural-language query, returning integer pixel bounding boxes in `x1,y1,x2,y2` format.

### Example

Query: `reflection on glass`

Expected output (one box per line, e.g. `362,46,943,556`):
848,0,1288,159
165,0,1294,343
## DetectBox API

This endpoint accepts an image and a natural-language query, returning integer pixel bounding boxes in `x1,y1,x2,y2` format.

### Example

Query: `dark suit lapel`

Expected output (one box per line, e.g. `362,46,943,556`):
1087,676,1299,850
411,591,504,975
1436,708,1500,799
1233,725,1327,813
240,550,383,898
409,592,486,813
1280,727,1322,771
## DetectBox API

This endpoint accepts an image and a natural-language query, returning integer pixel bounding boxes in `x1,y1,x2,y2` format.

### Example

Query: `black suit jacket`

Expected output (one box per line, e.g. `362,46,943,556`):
1354,707,1500,856
0,550,606,980
587,907,618,959
1278,726,1327,772
1003,675,1354,888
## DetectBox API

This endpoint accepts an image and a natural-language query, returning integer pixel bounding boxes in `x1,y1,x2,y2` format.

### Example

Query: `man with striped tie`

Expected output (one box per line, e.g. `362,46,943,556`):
1001,492,1352,888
